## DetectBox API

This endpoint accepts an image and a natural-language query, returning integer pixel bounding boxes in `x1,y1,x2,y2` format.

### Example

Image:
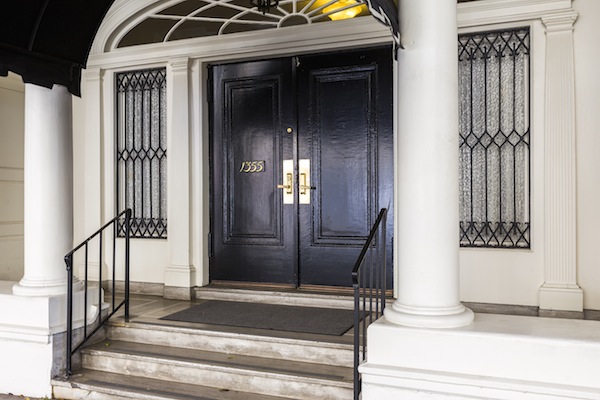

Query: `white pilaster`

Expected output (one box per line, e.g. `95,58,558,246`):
80,68,108,283
165,58,196,299
384,0,473,328
539,11,582,313
13,84,73,296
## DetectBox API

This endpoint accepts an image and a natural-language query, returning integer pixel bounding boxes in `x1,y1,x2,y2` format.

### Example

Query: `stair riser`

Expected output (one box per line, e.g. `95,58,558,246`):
195,289,354,310
108,325,353,367
82,352,353,400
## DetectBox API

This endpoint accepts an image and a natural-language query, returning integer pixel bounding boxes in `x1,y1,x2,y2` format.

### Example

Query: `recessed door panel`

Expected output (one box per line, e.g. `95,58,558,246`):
311,69,374,243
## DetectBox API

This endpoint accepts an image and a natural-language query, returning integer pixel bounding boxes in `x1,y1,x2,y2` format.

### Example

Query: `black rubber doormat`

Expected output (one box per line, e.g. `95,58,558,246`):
160,300,355,336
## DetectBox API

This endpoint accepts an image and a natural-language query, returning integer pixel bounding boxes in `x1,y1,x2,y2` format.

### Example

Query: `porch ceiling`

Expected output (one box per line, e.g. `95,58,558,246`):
0,0,115,96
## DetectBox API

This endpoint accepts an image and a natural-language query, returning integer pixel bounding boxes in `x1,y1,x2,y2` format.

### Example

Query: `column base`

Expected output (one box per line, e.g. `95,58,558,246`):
164,264,196,300
12,277,68,296
360,314,600,399
384,301,474,329
539,284,583,312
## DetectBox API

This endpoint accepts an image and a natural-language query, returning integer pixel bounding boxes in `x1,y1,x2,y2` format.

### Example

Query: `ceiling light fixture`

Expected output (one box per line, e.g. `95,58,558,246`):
323,0,362,21
251,0,279,14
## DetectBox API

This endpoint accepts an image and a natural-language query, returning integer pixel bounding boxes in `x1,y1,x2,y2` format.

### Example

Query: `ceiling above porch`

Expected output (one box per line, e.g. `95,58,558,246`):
0,0,115,96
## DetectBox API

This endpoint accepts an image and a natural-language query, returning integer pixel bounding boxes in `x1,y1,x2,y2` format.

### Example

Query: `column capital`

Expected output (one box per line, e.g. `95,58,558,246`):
542,11,578,31
168,58,190,74
84,68,104,83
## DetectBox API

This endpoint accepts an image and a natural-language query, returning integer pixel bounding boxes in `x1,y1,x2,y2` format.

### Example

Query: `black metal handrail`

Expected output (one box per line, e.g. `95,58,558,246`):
64,208,131,376
352,208,387,400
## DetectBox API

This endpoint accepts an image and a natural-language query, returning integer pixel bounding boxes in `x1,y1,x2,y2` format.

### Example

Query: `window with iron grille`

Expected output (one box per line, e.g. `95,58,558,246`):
458,28,530,248
116,68,167,238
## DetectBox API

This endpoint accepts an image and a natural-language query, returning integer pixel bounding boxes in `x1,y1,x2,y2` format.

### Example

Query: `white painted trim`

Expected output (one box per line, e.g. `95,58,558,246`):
89,17,391,70
165,57,196,296
539,10,581,312
0,221,24,239
0,166,24,182
458,0,573,28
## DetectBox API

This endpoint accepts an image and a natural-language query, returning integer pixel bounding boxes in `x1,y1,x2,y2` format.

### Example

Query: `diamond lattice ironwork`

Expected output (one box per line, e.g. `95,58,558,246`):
116,68,168,239
458,28,530,248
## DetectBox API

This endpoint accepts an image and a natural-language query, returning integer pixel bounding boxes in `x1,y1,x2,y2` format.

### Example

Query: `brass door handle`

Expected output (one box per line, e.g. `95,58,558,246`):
299,159,311,204
277,172,293,195
278,160,294,204
299,173,313,195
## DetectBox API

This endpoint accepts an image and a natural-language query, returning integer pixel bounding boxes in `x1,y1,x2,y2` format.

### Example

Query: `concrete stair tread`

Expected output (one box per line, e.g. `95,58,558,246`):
83,339,354,384
110,318,353,347
53,369,289,400
105,318,355,367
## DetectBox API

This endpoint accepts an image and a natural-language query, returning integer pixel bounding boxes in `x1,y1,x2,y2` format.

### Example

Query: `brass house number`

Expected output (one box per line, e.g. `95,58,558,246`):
239,161,265,173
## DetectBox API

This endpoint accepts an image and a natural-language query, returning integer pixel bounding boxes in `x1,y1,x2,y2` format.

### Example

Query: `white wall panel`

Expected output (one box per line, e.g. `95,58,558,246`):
0,74,24,282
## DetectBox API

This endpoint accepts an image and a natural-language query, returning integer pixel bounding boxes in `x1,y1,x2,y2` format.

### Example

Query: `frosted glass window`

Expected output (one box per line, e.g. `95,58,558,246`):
116,68,167,238
458,28,530,248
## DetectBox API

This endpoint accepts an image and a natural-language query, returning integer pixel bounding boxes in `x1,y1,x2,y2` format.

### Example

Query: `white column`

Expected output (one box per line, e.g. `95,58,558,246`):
539,11,582,313
164,58,196,300
384,0,473,328
13,84,73,296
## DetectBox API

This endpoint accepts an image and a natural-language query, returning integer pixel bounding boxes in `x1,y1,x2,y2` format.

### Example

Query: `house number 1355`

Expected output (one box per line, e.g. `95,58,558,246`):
239,161,265,173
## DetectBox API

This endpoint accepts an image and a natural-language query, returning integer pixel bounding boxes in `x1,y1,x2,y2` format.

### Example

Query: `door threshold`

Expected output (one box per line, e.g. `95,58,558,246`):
208,281,354,296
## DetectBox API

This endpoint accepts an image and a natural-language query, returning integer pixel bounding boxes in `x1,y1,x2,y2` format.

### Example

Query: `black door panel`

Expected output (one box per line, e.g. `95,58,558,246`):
210,59,296,283
210,47,393,287
297,48,394,287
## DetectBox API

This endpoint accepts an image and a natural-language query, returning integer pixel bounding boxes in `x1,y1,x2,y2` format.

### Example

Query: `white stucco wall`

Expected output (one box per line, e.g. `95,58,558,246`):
573,0,600,310
0,73,24,282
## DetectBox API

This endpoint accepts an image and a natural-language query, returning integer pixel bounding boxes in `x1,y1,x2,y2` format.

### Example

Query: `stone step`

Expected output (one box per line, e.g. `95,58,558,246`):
194,286,355,310
53,369,289,400
107,320,354,367
80,340,354,400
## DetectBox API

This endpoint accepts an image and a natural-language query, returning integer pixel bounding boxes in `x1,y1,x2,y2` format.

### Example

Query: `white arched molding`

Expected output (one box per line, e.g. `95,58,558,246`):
164,58,196,300
91,0,166,54
539,10,581,315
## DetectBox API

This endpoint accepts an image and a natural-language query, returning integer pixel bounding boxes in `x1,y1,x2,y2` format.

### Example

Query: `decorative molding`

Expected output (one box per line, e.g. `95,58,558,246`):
458,0,573,28
541,11,578,30
88,17,390,69
0,221,24,239
83,68,103,83
168,58,190,74
540,9,580,312
0,167,24,182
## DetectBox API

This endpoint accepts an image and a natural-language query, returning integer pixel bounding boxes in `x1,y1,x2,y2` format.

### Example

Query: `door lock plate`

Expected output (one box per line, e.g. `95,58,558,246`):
299,159,311,204
278,160,294,204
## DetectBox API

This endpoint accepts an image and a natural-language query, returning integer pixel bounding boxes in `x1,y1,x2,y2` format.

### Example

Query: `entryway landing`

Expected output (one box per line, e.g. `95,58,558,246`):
53,287,359,399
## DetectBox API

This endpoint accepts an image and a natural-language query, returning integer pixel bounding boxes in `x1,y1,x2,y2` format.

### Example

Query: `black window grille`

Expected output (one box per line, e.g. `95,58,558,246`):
116,68,167,238
458,28,530,248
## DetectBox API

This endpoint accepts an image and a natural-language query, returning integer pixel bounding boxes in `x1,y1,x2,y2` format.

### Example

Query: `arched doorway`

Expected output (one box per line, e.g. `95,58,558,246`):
86,0,397,293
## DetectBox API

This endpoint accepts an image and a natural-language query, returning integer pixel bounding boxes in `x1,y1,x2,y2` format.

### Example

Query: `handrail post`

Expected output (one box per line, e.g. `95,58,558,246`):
352,208,388,400
125,208,131,320
65,254,73,376
64,208,133,376
353,271,360,400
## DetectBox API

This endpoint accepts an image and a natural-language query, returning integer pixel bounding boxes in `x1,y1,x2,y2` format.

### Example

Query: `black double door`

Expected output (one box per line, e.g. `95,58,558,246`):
210,47,393,288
